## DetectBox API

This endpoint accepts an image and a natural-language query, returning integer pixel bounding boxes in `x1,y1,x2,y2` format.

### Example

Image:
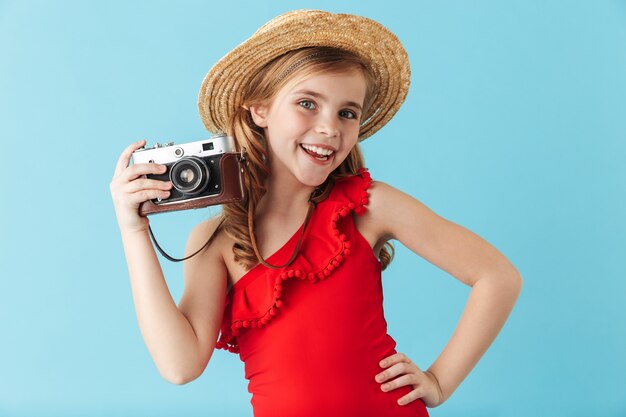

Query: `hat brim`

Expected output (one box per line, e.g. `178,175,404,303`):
198,9,410,141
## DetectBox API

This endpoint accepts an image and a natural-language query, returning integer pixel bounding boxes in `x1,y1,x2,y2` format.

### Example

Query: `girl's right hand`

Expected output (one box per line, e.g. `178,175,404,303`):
109,139,173,234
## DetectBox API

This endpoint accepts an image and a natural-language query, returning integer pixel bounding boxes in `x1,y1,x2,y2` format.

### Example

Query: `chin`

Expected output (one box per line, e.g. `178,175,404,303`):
297,173,329,188
296,168,334,188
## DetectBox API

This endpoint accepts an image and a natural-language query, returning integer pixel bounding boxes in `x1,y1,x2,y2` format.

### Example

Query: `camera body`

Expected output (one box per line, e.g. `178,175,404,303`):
131,134,245,216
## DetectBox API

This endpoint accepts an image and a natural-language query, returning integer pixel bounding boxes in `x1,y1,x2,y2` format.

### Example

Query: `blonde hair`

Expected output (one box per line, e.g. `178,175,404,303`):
218,46,394,271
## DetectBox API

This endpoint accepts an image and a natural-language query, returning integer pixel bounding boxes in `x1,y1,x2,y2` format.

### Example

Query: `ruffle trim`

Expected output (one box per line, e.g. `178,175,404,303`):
215,168,373,354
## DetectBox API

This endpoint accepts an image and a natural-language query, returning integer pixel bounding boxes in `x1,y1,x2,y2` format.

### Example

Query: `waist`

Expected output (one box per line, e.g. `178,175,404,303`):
238,323,428,417
249,372,429,417
243,338,429,417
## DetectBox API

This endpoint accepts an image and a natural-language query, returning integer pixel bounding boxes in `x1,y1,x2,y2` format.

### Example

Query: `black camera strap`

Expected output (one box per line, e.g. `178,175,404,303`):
148,217,225,262
145,146,246,263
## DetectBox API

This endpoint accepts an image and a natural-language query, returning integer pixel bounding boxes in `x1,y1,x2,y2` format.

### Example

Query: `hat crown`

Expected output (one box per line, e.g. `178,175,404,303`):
198,9,410,141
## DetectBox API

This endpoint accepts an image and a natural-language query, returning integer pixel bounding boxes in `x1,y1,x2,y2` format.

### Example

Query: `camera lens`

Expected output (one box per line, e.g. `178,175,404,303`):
169,156,210,195
179,168,195,183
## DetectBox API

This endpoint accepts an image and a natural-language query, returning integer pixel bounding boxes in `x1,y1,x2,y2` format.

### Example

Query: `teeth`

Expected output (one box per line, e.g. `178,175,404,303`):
301,144,334,156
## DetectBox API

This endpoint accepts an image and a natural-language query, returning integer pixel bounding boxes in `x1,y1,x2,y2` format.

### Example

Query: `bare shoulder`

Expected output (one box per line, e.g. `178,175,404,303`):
364,179,439,240
182,214,229,294
182,216,232,288
358,179,430,242
365,179,521,286
185,216,228,260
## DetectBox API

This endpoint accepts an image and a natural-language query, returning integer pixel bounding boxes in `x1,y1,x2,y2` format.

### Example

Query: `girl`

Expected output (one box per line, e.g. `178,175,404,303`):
110,9,523,417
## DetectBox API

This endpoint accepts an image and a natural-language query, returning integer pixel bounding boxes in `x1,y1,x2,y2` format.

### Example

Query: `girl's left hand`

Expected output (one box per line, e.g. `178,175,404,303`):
375,352,444,408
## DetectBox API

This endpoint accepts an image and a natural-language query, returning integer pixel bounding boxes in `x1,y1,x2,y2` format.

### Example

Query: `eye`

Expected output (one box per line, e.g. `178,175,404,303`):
298,100,316,110
340,109,358,119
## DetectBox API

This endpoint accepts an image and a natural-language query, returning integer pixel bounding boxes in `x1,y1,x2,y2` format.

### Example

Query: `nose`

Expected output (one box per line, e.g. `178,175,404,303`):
315,111,340,137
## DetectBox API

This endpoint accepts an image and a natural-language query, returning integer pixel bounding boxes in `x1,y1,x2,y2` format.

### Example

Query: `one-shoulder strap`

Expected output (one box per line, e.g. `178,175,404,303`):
216,168,373,354
248,176,335,270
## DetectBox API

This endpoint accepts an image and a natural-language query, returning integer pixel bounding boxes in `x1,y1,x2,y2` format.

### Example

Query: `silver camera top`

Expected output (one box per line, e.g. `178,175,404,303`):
131,134,236,165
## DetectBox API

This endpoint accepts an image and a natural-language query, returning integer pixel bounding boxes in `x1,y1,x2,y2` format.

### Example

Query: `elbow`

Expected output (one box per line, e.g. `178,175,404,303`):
159,348,214,385
480,268,523,299
516,273,524,292
164,373,197,386
503,270,523,303
159,357,208,385
161,367,202,385
510,269,523,294
499,260,524,294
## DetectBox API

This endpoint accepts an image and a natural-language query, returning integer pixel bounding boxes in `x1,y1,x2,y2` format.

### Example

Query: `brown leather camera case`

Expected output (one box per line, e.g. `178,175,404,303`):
138,152,245,216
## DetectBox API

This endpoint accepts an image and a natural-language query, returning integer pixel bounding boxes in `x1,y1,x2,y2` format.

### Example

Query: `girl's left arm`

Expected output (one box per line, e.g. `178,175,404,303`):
366,180,523,405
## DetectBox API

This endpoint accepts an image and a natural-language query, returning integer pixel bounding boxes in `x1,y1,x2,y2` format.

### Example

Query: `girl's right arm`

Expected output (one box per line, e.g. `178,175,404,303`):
110,140,227,384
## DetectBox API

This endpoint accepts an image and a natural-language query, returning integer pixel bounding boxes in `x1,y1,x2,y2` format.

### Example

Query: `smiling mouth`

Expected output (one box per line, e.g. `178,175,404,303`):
300,144,335,161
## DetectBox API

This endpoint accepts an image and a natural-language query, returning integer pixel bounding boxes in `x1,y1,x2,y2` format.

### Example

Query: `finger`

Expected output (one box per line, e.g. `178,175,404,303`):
125,178,172,194
376,362,407,382
123,162,168,182
397,387,422,406
376,361,415,383
114,139,146,178
127,189,171,205
379,352,411,369
380,373,417,392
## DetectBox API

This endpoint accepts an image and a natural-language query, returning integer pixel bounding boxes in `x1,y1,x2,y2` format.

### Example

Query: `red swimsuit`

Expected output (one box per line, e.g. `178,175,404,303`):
216,168,430,417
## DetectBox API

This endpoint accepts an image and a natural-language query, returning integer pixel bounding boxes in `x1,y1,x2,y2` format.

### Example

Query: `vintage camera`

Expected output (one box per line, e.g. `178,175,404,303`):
131,134,245,216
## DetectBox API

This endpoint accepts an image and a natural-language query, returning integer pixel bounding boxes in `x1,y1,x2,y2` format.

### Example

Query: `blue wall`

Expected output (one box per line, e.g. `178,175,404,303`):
1,1,624,416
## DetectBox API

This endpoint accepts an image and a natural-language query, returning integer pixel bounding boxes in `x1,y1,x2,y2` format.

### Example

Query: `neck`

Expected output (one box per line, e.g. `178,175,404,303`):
256,174,316,220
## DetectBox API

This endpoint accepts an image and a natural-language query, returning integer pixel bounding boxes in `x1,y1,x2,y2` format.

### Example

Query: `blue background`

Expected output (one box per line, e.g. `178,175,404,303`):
1,1,624,416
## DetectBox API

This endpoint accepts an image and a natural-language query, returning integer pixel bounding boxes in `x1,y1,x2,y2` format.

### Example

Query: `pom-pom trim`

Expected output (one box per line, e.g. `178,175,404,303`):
216,168,372,354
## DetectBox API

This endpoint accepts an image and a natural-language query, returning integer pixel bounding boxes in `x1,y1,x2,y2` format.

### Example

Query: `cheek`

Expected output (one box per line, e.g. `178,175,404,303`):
344,134,359,151
342,120,360,140
337,138,359,162
274,106,308,129
288,111,311,131
351,121,362,136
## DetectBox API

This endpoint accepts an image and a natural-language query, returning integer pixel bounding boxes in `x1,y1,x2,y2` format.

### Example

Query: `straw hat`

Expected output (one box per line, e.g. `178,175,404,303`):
198,9,410,141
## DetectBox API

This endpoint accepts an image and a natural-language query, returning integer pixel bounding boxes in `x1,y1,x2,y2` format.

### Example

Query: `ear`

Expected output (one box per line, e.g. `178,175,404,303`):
248,104,269,128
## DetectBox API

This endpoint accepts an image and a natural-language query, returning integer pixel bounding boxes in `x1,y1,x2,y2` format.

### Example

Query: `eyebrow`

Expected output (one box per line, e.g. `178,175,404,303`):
291,89,363,111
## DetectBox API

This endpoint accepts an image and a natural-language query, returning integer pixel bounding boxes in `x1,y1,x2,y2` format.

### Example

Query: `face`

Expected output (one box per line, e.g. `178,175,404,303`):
249,69,367,187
